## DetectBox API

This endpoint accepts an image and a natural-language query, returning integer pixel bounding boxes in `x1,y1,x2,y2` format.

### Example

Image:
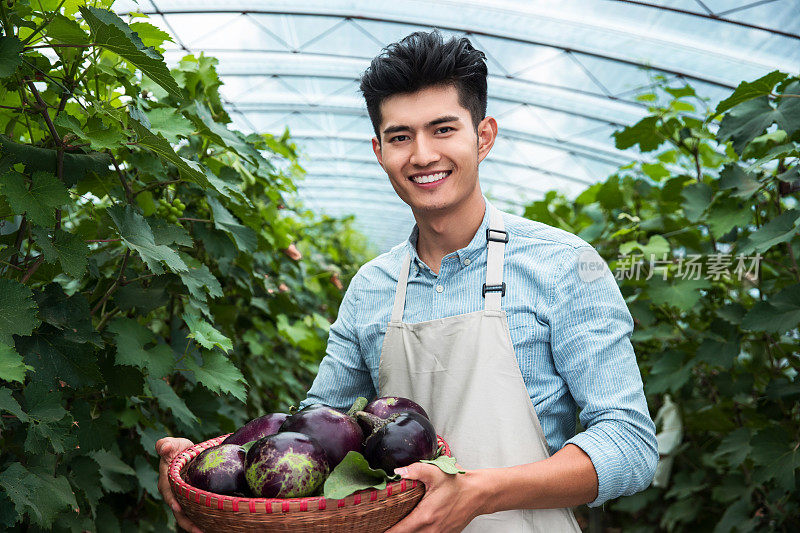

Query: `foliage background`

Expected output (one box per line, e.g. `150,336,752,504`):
0,1,798,532
0,1,371,530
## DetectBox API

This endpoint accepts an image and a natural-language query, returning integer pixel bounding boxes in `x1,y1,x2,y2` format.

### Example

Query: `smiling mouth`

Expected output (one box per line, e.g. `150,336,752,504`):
409,170,452,184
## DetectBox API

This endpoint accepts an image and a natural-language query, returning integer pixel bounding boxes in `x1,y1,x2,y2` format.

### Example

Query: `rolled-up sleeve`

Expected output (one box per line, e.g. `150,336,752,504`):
300,273,376,411
547,246,658,507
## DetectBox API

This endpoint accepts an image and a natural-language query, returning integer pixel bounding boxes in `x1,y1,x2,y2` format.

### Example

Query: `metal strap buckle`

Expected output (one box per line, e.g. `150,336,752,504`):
482,282,506,297
486,228,509,243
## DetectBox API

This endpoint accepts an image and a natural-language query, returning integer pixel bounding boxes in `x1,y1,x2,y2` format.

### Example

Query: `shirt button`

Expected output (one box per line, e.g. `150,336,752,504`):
463,258,471,265
435,284,444,293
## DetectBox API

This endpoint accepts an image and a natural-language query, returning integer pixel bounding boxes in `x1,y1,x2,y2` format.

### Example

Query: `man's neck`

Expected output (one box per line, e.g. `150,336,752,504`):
414,189,486,275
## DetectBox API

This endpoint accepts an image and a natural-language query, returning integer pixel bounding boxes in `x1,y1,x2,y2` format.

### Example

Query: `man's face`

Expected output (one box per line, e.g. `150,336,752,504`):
371,84,497,215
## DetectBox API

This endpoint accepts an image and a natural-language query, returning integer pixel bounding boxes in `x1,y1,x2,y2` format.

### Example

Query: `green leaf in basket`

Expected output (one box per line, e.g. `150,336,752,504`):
241,439,258,453
420,455,466,475
323,451,398,500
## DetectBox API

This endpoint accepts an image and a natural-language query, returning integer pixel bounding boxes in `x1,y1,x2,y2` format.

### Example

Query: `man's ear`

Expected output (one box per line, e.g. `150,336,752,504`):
477,116,498,164
371,136,385,170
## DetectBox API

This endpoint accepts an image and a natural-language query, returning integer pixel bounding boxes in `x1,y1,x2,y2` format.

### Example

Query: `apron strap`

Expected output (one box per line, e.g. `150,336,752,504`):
391,251,413,322
484,204,507,312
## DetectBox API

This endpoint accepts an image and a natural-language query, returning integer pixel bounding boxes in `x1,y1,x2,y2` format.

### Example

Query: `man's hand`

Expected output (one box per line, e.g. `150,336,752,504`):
385,462,484,533
156,437,204,533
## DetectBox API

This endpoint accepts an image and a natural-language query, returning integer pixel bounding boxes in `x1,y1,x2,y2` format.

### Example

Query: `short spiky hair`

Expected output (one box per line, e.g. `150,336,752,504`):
359,30,488,141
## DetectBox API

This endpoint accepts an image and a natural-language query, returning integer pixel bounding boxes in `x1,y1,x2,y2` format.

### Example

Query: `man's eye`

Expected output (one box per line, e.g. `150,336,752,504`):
390,135,409,142
436,126,454,134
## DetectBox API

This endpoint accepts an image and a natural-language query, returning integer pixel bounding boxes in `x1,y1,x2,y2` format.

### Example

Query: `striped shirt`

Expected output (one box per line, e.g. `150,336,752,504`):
301,196,658,507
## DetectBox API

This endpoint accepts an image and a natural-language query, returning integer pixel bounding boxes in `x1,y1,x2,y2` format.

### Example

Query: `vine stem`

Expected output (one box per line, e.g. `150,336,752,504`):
91,249,130,316
109,154,135,204
24,43,94,50
20,256,44,283
133,179,183,197
25,80,61,145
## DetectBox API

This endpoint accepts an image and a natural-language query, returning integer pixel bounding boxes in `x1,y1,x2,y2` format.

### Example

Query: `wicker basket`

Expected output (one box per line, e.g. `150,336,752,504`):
168,433,451,532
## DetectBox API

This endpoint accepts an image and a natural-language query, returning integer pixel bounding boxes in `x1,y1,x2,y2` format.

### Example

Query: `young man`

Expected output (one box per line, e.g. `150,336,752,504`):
157,30,657,532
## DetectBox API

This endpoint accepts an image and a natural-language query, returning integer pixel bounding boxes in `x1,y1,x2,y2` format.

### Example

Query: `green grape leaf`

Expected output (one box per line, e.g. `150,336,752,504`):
107,204,188,274
182,311,232,352
31,227,89,279
750,425,800,492
79,6,182,99
0,463,78,528
16,331,101,387
128,22,174,52
706,198,751,239
718,83,800,154
67,456,103,516
178,253,223,302
207,196,257,252
187,102,264,166
53,115,127,152
0,171,70,227
148,217,193,247
134,455,160,499
737,209,800,255
23,381,67,422
0,36,23,78
323,450,394,499
613,116,662,152
25,417,73,455
420,455,465,474
184,349,247,402
113,277,169,314
89,450,136,494
0,136,112,188
741,284,800,334
143,108,194,144
33,283,97,344
146,375,198,423
647,278,711,312
72,401,117,451
714,70,788,115
717,164,761,198
0,387,28,422
44,14,90,45
0,279,39,346
0,344,33,384
680,182,712,222
107,317,174,378
128,117,209,188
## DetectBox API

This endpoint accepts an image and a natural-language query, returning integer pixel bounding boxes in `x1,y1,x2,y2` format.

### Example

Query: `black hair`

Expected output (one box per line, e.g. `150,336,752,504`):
359,29,488,141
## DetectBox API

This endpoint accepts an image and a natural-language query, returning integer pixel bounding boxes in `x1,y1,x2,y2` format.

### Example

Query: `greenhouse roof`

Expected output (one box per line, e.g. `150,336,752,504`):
114,0,800,251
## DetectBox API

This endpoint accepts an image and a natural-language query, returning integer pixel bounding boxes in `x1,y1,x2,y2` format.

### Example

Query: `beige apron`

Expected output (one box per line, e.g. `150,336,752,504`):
379,204,582,532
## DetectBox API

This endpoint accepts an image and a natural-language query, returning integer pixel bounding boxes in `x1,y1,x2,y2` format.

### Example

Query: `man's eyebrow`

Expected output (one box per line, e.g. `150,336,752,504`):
381,115,461,136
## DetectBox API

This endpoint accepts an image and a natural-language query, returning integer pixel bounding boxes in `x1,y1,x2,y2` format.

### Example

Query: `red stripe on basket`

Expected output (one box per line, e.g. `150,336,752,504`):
412,480,418,487
194,491,200,503
401,479,407,491
337,499,346,508
318,499,326,510
248,500,255,513
387,485,393,496
353,494,361,504
217,498,224,510
232,499,239,512
282,501,290,512
370,491,377,501
205,495,212,507
300,500,308,511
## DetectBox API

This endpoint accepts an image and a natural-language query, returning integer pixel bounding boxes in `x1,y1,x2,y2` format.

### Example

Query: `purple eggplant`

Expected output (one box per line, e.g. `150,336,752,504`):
221,413,289,446
360,412,437,473
184,444,248,496
364,396,429,420
245,432,329,498
279,404,363,468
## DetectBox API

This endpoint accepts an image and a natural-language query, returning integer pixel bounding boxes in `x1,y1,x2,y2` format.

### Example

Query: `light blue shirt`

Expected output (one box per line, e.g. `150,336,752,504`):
301,197,657,507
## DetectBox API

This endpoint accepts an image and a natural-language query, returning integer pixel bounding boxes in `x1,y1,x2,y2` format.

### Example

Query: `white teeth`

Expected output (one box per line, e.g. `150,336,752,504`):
411,171,449,184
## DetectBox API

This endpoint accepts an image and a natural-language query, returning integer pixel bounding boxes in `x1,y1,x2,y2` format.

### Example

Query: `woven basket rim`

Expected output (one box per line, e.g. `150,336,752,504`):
168,433,450,513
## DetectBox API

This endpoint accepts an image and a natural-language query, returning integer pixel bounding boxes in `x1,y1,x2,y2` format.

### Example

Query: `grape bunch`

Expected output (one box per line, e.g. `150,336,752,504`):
158,197,185,224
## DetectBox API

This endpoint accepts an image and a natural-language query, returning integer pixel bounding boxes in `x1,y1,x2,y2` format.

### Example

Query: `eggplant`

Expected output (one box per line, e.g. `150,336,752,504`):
184,444,248,496
364,396,429,420
358,411,437,473
221,413,289,446
245,432,329,498
279,404,363,468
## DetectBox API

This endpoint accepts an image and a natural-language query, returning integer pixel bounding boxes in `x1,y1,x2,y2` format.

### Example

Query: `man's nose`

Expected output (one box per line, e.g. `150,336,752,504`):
409,136,440,167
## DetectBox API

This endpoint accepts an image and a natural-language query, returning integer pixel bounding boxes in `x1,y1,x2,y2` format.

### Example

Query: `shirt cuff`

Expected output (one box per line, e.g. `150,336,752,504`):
564,431,621,508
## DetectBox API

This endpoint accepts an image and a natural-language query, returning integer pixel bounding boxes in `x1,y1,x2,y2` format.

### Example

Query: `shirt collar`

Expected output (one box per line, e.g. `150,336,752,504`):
406,195,494,274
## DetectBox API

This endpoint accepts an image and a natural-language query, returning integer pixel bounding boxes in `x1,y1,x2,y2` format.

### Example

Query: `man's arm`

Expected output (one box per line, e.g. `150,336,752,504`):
300,273,376,410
